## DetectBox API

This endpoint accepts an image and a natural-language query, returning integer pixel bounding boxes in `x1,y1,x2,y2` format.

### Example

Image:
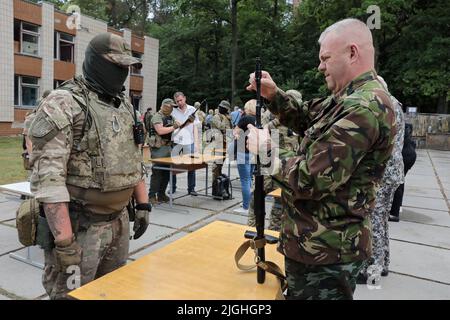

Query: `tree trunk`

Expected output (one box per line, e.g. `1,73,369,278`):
231,0,238,106
436,93,448,114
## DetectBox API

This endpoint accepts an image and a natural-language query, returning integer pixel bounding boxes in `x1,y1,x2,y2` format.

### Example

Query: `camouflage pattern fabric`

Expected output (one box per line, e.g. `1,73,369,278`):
285,256,363,300
43,209,129,300
211,114,231,180
268,71,397,265
360,96,405,277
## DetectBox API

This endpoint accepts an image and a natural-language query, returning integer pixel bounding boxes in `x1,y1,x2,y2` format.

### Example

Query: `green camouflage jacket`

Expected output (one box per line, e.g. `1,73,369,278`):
268,71,396,265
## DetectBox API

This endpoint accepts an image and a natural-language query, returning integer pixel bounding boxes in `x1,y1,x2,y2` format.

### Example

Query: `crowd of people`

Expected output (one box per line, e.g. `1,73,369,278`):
22,16,419,300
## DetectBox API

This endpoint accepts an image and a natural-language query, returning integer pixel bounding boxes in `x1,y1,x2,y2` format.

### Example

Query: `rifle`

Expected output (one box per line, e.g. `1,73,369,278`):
178,99,206,129
253,57,266,283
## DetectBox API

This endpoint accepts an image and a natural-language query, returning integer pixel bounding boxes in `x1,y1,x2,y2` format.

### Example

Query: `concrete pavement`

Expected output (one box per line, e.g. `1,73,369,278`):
0,149,449,300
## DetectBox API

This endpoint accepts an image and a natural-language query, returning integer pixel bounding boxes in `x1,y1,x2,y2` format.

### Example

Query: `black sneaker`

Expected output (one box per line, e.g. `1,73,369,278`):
189,191,198,196
381,270,389,277
388,215,400,222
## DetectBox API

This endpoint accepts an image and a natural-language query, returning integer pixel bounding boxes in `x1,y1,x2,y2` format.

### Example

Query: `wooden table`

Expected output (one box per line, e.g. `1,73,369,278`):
267,188,281,199
69,221,284,300
146,154,226,210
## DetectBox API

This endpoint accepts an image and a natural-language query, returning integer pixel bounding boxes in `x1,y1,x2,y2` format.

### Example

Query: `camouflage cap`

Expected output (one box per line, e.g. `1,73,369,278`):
88,33,142,69
161,98,177,107
218,100,231,111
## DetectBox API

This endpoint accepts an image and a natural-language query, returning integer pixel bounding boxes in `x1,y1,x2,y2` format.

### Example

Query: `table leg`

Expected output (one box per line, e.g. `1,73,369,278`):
9,247,44,269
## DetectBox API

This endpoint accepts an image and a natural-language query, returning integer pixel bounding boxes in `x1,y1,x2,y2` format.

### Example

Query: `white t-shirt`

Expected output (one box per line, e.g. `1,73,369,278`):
171,104,200,145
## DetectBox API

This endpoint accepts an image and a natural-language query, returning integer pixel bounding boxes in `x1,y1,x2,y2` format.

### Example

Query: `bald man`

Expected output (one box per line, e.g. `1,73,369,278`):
246,18,397,300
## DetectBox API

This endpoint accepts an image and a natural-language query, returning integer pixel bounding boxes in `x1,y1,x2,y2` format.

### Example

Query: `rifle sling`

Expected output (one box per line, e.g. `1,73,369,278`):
234,239,287,300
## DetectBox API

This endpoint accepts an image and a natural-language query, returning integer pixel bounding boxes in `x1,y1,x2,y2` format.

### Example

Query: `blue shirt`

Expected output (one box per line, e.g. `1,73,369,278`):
230,110,242,126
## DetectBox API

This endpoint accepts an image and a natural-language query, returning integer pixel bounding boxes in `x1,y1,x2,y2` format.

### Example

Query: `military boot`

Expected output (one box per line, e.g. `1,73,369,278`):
149,195,158,206
158,193,170,203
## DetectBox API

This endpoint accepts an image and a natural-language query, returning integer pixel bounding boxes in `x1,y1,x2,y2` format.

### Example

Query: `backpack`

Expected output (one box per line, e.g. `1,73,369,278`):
212,174,231,200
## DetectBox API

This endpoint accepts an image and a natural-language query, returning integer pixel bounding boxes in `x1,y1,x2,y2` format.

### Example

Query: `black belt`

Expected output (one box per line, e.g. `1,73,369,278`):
69,202,122,223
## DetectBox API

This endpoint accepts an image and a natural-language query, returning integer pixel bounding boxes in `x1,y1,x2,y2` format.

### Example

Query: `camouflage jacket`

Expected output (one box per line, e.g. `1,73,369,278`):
268,71,396,265
382,96,405,186
211,114,231,132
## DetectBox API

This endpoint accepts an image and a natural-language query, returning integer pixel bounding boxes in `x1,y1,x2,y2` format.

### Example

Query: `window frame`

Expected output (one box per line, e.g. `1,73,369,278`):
130,51,143,76
15,75,40,108
20,21,40,57
54,31,75,63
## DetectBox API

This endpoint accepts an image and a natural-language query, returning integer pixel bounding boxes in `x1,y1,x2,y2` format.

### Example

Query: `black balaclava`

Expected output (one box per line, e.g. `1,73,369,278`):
219,106,228,115
82,43,129,98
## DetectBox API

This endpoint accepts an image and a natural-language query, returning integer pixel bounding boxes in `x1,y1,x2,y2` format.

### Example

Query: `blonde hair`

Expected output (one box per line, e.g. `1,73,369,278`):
244,99,256,115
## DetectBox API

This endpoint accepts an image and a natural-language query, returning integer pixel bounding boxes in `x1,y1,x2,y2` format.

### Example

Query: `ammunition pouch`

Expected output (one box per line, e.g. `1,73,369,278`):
22,151,31,171
16,198,40,247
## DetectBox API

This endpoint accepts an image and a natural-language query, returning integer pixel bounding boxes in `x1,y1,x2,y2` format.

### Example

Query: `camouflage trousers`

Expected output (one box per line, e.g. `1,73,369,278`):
212,162,224,182
42,208,129,300
248,176,282,231
285,257,364,300
360,183,398,277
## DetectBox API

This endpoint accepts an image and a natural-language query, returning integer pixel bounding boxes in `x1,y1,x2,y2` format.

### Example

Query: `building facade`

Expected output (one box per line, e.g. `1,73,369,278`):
0,0,159,136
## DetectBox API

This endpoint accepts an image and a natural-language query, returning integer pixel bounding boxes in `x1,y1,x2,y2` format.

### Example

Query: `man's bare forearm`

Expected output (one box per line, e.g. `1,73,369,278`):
133,180,149,204
43,203,73,242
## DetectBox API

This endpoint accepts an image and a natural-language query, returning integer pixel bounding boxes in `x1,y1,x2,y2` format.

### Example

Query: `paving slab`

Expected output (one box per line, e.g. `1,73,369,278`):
148,205,213,229
173,194,242,212
389,221,450,249
128,231,189,259
0,225,23,256
0,200,21,221
129,223,179,254
354,272,450,300
405,175,441,190
0,255,46,299
402,195,448,212
401,207,450,227
389,240,450,284
404,185,443,199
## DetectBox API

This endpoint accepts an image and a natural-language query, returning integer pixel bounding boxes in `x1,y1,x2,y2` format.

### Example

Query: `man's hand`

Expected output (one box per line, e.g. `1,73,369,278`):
246,70,278,101
173,121,182,130
133,203,151,239
54,235,82,273
247,124,271,155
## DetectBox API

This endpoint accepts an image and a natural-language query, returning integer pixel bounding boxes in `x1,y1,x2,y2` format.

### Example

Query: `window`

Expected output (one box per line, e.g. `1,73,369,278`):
131,52,143,75
54,32,75,62
15,75,40,107
54,80,65,89
14,20,40,56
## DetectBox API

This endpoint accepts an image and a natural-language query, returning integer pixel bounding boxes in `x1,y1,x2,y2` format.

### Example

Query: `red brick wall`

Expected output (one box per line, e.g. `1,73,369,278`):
14,0,42,25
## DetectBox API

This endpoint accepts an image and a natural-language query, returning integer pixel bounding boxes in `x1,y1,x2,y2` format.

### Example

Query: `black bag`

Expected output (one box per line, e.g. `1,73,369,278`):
212,174,231,200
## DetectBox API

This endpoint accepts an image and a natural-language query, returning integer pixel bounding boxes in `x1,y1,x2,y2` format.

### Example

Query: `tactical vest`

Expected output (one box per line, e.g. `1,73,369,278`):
60,78,142,192
148,112,174,148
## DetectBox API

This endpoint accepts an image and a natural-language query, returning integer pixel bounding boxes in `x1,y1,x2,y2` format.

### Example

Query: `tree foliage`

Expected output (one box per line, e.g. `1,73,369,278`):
47,0,449,113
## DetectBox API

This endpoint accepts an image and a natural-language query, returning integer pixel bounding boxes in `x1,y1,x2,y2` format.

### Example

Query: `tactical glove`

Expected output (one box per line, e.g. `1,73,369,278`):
54,235,82,273
133,203,151,239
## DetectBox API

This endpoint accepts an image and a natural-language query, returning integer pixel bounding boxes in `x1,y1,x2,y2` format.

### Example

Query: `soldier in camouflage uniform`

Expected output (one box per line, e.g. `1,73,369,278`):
359,77,405,282
211,100,232,182
247,19,396,299
148,98,181,205
247,94,301,231
194,101,206,132
28,33,151,299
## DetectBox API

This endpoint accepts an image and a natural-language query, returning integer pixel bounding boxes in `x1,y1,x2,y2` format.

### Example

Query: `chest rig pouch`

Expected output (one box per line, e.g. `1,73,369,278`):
61,79,142,192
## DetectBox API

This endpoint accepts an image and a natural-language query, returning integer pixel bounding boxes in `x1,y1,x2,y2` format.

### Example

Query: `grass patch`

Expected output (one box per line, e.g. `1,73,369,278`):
0,136,29,185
